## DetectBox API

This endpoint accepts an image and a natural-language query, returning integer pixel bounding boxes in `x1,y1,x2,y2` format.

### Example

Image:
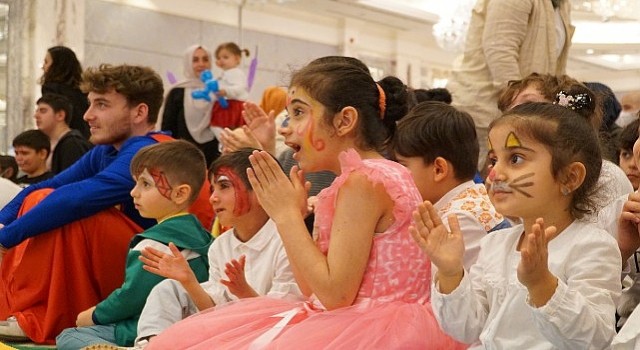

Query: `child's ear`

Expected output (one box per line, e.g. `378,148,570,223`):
562,161,586,194
37,149,49,161
172,184,192,206
55,110,66,122
432,157,449,183
333,106,358,136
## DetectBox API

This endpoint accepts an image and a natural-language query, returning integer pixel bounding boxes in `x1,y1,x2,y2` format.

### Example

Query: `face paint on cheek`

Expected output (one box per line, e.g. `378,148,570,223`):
148,169,173,200
300,112,325,152
218,167,251,215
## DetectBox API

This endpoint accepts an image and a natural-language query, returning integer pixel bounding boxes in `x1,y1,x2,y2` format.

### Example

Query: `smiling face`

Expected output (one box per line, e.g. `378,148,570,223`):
215,48,240,71
130,168,177,221
14,146,48,177
487,124,563,220
84,89,135,148
279,86,338,172
209,167,253,227
192,47,211,79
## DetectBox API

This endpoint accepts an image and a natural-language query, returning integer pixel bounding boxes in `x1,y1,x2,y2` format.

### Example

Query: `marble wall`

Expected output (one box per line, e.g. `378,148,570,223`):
84,0,338,103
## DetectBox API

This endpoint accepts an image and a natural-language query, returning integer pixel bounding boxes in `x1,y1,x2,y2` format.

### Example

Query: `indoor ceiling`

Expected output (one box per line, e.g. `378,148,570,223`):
282,0,640,85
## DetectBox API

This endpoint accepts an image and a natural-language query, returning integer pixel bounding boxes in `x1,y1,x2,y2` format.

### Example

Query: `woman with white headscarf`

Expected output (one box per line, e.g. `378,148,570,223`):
161,44,220,165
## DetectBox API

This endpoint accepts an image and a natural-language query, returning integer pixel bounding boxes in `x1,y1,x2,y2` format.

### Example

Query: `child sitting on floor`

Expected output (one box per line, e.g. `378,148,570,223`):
391,101,508,269
55,140,213,349
132,147,301,347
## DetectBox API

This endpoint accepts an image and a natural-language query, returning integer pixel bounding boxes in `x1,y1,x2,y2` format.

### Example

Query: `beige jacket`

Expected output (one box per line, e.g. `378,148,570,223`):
448,0,574,129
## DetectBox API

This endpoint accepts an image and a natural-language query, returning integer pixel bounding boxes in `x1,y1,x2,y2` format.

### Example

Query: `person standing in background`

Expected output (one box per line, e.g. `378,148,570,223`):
40,46,90,139
447,0,573,165
161,45,220,166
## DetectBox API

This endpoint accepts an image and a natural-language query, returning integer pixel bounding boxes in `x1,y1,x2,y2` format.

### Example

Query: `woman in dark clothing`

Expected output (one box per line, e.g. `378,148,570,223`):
40,46,90,139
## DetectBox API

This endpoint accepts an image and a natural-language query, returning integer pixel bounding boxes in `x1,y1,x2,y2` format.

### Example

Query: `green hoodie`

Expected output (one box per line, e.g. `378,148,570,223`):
93,214,212,346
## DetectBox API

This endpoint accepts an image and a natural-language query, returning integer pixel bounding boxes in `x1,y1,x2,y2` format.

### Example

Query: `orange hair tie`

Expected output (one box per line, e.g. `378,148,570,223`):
376,83,386,119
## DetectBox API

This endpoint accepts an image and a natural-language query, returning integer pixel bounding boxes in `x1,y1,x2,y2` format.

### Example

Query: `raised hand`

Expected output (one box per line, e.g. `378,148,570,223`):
242,102,276,154
139,242,196,286
220,126,262,153
410,201,465,278
517,218,558,307
618,192,640,264
247,150,308,222
220,255,257,299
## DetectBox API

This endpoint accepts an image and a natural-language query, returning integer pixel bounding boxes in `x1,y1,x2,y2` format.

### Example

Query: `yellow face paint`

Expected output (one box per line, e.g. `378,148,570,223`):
505,132,522,148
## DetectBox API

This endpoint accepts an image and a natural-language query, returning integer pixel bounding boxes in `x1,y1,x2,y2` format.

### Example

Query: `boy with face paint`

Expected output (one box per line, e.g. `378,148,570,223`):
56,141,213,349
133,148,301,347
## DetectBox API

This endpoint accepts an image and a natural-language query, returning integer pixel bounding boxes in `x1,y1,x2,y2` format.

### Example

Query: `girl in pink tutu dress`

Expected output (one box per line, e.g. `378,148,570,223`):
146,58,465,349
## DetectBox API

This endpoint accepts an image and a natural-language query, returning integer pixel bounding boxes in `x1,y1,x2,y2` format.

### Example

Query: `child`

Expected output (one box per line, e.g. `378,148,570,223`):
413,102,621,348
617,118,640,191
133,148,302,346
34,93,92,174
12,129,53,186
145,59,464,349
391,101,508,269
55,140,213,349
210,42,250,141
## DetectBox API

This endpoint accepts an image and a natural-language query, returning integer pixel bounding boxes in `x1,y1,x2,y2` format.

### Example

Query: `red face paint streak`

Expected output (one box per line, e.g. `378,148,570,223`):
218,167,251,215
149,169,172,200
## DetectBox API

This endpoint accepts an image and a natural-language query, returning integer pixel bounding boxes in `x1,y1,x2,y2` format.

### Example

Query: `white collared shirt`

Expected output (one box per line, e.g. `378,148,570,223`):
432,221,620,349
201,219,302,305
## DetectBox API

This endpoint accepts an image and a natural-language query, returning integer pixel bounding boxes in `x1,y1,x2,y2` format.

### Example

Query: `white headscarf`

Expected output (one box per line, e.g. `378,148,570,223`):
175,44,215,143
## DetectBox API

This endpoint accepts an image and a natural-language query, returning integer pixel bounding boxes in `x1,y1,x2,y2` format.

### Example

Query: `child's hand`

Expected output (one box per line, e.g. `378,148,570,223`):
220,126,262,153
618,192,640,264
242,102,276,154
76,306,96,327
140,242,197,286
517,218,558,307
410,201,464,277
248,151,308,222
220,255,258,299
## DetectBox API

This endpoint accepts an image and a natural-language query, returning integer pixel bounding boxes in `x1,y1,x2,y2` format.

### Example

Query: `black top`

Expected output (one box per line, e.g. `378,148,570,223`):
16,171,54,187
52,129,93,174
42,82,90,139
161,87,220,166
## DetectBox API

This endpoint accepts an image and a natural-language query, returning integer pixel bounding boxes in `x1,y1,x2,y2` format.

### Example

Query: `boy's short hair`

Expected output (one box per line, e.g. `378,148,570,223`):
37,93,74,125
209,148,283,190
12,129,51,157
81,64,164,124
130,140,206,204
391,101,479,181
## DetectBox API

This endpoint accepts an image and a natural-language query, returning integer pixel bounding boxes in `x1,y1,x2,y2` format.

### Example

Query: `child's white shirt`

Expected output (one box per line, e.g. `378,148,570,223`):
201,219,302,305
218,67,249,100
431,220,621,349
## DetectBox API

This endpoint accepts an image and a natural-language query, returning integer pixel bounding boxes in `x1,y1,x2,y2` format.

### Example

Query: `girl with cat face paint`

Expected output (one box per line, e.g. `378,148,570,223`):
411,102,621,349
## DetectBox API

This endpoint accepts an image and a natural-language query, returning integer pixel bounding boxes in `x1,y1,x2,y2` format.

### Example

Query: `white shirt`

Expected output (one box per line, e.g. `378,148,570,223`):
218,67,249,100
0,178,21,210
201,219,302,305
593,160,634,218
433,181,505,270
432,221,621,349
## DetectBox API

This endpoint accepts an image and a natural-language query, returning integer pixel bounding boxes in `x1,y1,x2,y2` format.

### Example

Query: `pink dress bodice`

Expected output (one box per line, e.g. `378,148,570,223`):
314,149,430,304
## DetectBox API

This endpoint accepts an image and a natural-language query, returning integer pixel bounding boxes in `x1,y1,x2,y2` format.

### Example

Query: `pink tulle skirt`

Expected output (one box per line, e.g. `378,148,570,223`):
146,296,466,349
